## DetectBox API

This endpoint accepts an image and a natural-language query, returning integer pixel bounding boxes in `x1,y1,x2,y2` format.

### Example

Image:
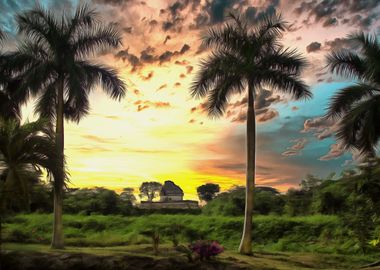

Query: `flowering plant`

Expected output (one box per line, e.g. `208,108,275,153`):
189,240,224,260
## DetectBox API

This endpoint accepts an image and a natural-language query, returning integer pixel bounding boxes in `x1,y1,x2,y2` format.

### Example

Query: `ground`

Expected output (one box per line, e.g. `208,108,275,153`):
1,243,379,270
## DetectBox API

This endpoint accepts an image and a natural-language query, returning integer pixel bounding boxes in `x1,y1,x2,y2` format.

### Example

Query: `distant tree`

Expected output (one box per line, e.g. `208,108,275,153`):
197,183,220,202
300,174,323,192
120,187,136,205
139,182,162,202
326,32,380,156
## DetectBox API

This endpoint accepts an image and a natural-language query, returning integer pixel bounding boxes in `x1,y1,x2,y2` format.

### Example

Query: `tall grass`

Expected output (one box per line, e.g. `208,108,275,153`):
2,214,362,254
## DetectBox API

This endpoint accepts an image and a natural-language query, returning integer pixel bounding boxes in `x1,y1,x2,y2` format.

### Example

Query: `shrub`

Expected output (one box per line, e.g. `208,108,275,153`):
190,240,224,260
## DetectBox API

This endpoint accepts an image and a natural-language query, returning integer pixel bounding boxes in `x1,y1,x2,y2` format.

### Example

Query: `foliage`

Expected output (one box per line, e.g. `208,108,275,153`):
326,32,380,155
3,213,363,254
139,182,162,202
190,240,224,260
196,183,220,202
202,186,284,216
64,187,135,216
0,119,59,211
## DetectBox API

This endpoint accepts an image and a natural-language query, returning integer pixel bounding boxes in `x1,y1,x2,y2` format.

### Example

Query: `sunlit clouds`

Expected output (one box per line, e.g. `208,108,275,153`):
2,0,380,198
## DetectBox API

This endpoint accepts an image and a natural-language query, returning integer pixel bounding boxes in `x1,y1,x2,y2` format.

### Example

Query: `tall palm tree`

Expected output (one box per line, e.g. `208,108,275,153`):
7,4,126,248
191,13,311,255
326,32,380,156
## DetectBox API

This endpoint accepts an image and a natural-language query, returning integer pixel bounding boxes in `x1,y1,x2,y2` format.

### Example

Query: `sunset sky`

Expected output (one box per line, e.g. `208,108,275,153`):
1,0,380,199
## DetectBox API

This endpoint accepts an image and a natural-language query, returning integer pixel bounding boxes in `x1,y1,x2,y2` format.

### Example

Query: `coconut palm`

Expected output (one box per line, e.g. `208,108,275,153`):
0,119,59,209
326,32,380,156
7,4,126,248
191,13,311,254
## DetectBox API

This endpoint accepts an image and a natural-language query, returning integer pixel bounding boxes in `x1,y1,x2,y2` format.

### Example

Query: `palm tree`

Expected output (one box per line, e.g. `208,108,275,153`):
190,13,311,255
326,32,380,156
0,119,59,209
8,4,126,248
0,29,22,121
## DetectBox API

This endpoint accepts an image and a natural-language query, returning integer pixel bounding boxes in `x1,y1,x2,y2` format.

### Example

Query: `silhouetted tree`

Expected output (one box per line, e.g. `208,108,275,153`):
190,13,311,254
139,182,162,202
197,183,220,202
8,4,126,248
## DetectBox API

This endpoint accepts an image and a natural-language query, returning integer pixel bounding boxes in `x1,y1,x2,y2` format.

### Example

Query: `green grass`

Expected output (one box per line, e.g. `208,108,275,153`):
1,213,375,255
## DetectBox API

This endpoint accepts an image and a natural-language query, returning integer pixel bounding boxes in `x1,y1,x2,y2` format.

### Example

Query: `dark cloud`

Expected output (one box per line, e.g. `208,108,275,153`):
306,42,321,53
322,17,338,27
140,71,154,81
157,84,167,91
163,35,171,44
324,37,356,51
122,26,133,33
293,0,380,29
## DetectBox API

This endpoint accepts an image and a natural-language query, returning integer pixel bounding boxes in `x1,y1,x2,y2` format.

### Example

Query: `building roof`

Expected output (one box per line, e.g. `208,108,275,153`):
160,180,184,196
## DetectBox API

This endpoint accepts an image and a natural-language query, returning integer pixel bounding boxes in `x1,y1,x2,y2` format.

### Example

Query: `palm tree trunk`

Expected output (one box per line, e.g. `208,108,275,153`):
51,76,65,249
239,86,256,255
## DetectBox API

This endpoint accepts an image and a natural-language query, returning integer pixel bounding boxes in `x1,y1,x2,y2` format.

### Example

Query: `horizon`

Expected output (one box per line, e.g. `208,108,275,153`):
2,0,380,200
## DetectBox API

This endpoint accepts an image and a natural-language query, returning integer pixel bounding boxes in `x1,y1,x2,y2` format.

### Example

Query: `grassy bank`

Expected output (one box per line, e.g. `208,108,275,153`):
1,214,373,254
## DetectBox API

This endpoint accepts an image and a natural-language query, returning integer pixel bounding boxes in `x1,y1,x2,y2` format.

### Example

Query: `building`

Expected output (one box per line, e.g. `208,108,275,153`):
139,180,198,209
160,180,184,201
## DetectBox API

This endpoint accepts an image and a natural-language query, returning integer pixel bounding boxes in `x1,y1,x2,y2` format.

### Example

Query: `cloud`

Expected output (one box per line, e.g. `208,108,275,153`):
322,17,338,27
157,84,168,91
282,138,307,156
319,143,345,161
306,42,322,53
257,109,279,122
134,100,172,111
140,71,154,81
302,116,337,140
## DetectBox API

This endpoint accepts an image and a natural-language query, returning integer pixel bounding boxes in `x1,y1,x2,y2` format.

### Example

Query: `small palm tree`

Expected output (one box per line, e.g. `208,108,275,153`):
326,32,380,156
191,13,311,255
0,119,59,209
8,4,126,248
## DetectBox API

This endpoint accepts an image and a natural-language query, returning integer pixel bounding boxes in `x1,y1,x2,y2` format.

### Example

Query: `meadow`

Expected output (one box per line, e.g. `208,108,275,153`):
0,213,368,254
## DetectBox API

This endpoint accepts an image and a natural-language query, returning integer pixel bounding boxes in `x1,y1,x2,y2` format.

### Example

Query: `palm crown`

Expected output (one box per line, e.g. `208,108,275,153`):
326,32,380,155
5,3,126,122
191,13,311,116
0,119,59,208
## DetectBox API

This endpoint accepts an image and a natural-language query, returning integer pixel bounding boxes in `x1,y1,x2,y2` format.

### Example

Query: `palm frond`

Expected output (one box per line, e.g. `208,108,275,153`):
191,50,242,98
326,83,379,119
258,70,312,100
255,13,286,42
260,48,308,75
67,3,99,37
72,24,122,58
206,75,245,118
16,3,59,46
202,17,247,54
337,96,380,155
79,61,126,100
326,50,367,79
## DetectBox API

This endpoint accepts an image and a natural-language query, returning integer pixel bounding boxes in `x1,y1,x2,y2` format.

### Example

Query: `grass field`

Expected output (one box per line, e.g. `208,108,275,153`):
1,213,370,255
